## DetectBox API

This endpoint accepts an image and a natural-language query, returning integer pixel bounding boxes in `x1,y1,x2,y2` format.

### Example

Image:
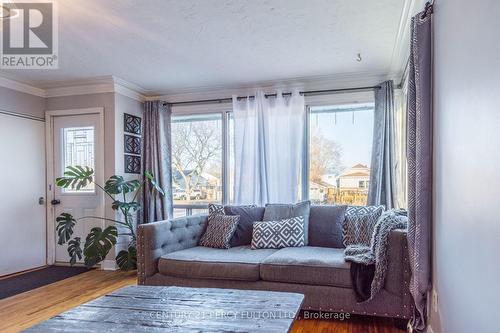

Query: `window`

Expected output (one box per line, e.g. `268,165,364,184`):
171,113,223,216
170,100,375,214
308,104,374,206
63,126,95,192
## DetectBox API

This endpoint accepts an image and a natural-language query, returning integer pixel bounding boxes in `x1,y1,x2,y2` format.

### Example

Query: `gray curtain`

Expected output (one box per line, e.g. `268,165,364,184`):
368,80,397,209
407,8,432,333
141,100,173,223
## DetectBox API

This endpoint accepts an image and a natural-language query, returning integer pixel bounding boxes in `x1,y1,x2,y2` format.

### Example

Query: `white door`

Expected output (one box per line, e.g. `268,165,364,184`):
0,113,46,276
50,112,104,264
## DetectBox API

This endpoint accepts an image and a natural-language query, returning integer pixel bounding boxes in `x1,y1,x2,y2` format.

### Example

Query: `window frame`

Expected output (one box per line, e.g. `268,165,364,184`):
170,102,232,216
304,91,375,205
170,91,375,215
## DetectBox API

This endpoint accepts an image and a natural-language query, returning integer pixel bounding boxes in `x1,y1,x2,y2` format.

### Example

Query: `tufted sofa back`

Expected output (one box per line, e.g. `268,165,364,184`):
137,214,208,283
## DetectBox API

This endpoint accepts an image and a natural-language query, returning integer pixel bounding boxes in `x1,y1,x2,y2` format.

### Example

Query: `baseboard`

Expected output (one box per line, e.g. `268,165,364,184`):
101,260,118,271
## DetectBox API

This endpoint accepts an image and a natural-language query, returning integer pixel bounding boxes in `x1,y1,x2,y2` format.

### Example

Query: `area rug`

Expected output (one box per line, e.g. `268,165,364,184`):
0,266,90,300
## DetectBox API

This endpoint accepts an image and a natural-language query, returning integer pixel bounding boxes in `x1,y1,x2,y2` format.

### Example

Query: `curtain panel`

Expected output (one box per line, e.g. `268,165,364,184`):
141,100,173,223
407,9,433,333
368,80,397,209
232,90,305,205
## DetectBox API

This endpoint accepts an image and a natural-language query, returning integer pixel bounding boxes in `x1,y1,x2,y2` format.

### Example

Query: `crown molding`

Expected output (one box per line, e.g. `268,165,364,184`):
44,75,147,102
389,0,427,76
149,71,399,103
113,76,147,102
0,71,399,104
44,82,115,98
0,74,46,97
0,74,147,102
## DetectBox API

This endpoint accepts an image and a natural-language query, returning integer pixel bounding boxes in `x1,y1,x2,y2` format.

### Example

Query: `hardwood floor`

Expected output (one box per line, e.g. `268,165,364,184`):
0,270,404,333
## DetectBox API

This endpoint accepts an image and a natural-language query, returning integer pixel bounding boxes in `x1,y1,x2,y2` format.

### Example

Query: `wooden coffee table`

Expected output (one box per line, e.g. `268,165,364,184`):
24,285,304,332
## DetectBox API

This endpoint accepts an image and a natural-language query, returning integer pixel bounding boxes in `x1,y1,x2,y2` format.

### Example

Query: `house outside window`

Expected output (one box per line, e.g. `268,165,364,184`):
308,103,374,206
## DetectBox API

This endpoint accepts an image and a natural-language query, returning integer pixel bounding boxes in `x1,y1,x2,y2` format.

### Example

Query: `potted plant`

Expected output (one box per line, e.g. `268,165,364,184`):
55,166,164,270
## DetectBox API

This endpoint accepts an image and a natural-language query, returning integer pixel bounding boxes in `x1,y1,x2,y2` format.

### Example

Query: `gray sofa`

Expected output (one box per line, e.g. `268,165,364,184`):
137,208,412,319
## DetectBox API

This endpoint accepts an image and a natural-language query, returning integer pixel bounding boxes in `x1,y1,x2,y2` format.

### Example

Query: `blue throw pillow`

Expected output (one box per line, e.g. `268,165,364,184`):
224,205,265,247
308,205,347,248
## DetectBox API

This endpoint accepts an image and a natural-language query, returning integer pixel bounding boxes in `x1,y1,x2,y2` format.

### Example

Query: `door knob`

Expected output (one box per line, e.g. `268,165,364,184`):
51,199,61,205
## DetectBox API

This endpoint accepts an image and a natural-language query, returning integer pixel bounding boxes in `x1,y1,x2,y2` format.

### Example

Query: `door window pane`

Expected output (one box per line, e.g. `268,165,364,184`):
63,126,95,192
171,113,223,206
309,104,374,206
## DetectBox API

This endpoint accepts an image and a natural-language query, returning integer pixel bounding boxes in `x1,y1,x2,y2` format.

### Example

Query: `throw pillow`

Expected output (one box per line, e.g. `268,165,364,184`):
345,205,385,217
308,205,348,248
208,203,225,222
251,216,305,249
342,206,384,247
199,214,240,249
224,205,265,247
263,201,311,245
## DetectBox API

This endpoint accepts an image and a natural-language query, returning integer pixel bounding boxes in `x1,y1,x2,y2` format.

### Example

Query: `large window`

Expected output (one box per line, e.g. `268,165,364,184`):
170,100,375,215
171,113,223,217
308,104,374,206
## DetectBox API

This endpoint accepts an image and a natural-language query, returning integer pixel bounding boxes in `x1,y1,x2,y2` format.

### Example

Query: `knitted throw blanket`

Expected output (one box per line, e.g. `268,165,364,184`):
344,209,408,302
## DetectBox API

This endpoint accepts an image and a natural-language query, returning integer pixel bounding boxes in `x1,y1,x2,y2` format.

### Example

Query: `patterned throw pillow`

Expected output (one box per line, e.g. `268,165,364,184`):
199,214,240,249
263,201,311,245
208,203,225,222
342,206,384,247
345,205,385,217
251,216,305,249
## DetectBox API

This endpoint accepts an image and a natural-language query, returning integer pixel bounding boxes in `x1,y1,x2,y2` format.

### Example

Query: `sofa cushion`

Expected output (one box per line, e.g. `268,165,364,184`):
224,205,265,247
260,246,352,288
308,205,347,248
263,201,311,245
159,246,277,281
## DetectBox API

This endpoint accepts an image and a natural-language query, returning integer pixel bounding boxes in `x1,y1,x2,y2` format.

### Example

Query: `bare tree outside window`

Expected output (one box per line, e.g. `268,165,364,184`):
309,130,344,182
171,114,222,209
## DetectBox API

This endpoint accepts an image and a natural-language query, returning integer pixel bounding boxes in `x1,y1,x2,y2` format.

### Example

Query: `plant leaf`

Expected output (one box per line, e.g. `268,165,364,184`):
56,166,94,190
115,246,137,271
68,237,83,265
83,226,117,268
111,200,141,212
56,213,76,245
104,176,140,195
144,171,165,195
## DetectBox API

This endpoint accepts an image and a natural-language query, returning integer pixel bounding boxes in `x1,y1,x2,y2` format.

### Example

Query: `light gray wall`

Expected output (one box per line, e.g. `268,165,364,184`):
431,1,500,333
0,86,45,118
114,93,143,251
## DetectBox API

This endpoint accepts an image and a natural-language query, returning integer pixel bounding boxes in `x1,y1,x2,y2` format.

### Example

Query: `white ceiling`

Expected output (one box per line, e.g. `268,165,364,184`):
0,0,407,95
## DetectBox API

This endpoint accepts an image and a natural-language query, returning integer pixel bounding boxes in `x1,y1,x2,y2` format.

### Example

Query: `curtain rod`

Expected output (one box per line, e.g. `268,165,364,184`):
164,85,381,106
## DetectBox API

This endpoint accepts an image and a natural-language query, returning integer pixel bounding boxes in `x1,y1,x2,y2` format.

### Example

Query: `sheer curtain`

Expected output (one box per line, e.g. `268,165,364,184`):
232,90,305,205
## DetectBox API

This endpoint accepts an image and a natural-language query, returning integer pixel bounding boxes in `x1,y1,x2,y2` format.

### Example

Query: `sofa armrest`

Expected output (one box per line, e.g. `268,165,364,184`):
384,229,411,303
137,214,208,284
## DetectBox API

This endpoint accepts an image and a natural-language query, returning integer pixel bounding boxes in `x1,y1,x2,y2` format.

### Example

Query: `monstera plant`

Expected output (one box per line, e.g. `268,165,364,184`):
55,166,164,270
